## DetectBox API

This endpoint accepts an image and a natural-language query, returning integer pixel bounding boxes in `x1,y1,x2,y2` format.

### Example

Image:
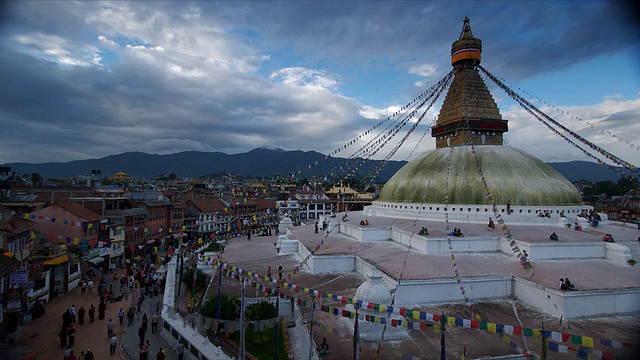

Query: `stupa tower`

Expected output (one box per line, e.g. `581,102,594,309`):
431,17,508,148
365,17,589,224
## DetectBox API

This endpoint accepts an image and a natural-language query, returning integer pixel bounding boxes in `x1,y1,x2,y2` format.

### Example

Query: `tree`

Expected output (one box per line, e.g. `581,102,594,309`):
182,268,207,291
199,293,239,320
246,301,277,321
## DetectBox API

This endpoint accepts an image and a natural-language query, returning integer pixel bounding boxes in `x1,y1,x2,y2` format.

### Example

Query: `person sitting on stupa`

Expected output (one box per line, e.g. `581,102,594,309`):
419,227,429,235
549,232,559,241
488,217,495,229
519,250,530,268
564,278,576,291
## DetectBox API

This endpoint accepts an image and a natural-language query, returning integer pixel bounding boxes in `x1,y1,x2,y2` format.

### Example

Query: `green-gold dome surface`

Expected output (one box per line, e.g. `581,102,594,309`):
378,145,583,206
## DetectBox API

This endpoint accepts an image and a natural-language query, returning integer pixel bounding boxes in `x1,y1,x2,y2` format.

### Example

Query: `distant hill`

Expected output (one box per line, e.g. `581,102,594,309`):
4,149,622,183
4,148,406,182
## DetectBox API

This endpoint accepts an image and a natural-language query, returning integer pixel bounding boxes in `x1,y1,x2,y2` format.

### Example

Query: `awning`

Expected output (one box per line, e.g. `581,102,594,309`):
88,257,104,265
43,254,69,266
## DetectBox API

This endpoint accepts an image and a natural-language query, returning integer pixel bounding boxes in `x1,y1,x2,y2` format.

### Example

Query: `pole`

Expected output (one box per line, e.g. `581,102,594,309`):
177,250,183,298
353,306,360,360
541,322,547,360
440,313,446,360
308,294,316,360
214,259,223,320
191,257,197,301
239,272,246,360
273,285,280,360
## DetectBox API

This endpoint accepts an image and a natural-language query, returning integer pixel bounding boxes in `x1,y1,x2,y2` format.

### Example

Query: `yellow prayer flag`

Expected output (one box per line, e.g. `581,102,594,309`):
582,336,594,347
73,238,80,245
379,305,386,313
198,238,203,244
412,311,421,320
144,228,148,233
488,323,497,333
88,224,93,228
447,316,456,326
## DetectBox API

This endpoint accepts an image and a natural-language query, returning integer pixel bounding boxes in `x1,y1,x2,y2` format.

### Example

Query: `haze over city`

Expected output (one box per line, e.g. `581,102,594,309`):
1,1,638,166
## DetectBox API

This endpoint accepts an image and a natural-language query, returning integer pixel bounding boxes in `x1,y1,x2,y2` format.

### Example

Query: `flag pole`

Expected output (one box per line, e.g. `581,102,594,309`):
308,293,316,360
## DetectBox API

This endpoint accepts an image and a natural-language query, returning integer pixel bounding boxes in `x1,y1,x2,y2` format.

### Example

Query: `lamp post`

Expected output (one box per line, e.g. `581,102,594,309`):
273,285,280,360
239,271,246,360
308,294,316,360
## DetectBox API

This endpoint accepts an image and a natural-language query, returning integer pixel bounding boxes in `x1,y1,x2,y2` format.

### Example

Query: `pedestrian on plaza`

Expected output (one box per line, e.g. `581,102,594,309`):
142,313,148,331
267,266,272,280
59,327,68,348
70,305,76,323
138,342,147,360
62,309,72,329
67,350,77,360
84,349,94,360
64,345,73,360
107,319,115,338
151,312,159,334
127,307,135,326
78,306,86,325
110,335,118,355
68,324,76,347
87,280,94,294
156,348,166,360
98,300,106,320
138,325,145,345
278,265,283,280
88,305,96,324
78,351,85,360
81,280,86,294
176,341,185,360
118,308,125,325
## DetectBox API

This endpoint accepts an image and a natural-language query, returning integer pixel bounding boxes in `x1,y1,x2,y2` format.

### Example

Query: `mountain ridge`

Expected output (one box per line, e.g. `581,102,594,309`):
3,149,622,183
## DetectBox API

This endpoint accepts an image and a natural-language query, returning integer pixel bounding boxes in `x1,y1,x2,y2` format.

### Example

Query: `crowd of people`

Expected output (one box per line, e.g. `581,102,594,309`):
57,252,173,360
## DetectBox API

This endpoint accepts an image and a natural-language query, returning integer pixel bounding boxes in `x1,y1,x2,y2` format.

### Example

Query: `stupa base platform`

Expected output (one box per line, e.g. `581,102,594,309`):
277,212,640,320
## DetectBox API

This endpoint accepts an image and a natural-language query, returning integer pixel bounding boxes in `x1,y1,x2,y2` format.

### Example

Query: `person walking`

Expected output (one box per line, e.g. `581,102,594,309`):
138,342,147,360
88,305,96,324
107,319,115,338
59,327,68,348
142,313,148,331
127,307,135,326
278,265,283,280
151,312,159,334
67,325,76,347
138,325,145,345
70,305,76,323
118,308,125,325
87,279,94,294
62,309,72,329
176,342,185,360
110,335,118,355
84,349,94,360
156,348,166,360
78,306,86,325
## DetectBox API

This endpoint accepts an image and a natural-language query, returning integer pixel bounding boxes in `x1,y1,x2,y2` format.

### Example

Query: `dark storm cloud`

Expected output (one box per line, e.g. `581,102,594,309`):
0,1,638,165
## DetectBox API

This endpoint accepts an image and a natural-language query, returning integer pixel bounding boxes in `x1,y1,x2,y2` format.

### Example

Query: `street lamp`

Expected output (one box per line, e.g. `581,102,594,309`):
308,294,316,360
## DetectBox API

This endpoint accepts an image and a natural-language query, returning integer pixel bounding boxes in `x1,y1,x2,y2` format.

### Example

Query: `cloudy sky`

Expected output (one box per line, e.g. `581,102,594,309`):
0,1,638,168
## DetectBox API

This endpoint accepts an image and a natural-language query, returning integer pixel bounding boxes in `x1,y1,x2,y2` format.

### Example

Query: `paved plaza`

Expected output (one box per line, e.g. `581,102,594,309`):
12,269,172,360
